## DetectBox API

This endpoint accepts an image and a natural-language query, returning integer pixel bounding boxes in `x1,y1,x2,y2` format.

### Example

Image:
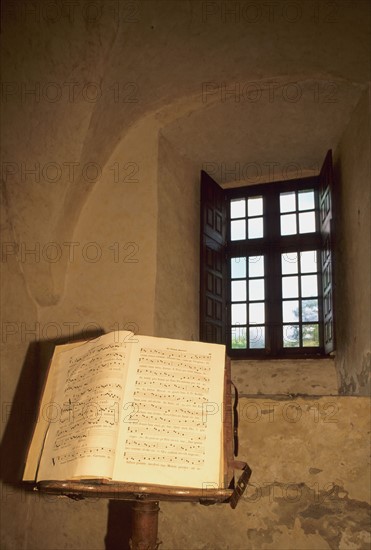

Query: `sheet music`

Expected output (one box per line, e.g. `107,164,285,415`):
114,336,225,488
37,332,133,481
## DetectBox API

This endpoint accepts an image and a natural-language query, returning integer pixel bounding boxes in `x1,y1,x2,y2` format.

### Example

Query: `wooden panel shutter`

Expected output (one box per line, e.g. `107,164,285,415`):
200,170,227,344
319,150,336,354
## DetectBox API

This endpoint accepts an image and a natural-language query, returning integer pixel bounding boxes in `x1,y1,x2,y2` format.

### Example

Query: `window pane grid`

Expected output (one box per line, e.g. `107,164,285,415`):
280,189,317,236
227,184,323,356
230,197,264,241
281,251,320,348
230,199,246,219
247,254,265,348
230,255,266,350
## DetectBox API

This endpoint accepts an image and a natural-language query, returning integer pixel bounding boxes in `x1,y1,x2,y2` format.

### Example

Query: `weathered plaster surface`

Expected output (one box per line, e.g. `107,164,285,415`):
159,396,371,550
333,90,371,396
232,358,338,396
154,134,200,340
1,1,370,548
37,114,161,340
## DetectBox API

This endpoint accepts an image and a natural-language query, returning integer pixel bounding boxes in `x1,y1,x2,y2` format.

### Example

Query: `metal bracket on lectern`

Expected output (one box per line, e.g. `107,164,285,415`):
229,461,252,509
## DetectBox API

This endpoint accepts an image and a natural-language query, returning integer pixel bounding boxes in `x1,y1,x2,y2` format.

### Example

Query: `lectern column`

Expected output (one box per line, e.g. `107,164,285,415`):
130,501,160,550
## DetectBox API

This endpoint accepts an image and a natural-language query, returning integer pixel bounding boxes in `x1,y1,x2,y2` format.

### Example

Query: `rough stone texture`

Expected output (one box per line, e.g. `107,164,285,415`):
159,397,371,550
333,90,371,396
232,358,338,395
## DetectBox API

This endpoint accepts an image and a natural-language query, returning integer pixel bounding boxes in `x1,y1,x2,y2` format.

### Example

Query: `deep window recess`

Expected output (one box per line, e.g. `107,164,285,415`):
200,150,335,358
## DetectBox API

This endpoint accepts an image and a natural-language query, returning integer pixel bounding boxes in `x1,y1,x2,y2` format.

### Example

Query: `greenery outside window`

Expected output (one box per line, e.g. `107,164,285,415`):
200,151,335,359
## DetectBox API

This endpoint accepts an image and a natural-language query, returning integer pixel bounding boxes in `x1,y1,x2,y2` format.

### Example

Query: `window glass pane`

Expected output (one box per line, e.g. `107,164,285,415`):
248,256,264,277
299,211,316,233
231,219,246,240
300,250,317,273
249,279,265,301
302,324,319,346
280,192,296,213
248,196,263,217
282,300,299,322
281,252,298,274
283,325,300,347
231,257,246,279
231,326,247,349
301,275,318,297
231,280,246,302
230,199,245,219
232,304,246,325
249,326,265,349
282,276,299,298
298,190,315,211
249,302,265,324
248,217,263,239
281,213,297,235
302,299,319,322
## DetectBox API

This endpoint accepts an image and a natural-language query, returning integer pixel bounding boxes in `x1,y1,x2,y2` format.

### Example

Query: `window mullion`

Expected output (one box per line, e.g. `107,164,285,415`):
265,190,281,355
223,174,326,358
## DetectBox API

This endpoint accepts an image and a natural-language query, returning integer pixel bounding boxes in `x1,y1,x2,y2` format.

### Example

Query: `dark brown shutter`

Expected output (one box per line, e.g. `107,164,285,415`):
200,170,227,344
319,150,335,354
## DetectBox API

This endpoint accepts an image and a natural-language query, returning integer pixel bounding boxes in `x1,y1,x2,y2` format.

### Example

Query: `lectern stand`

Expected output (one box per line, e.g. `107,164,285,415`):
35,359,252,549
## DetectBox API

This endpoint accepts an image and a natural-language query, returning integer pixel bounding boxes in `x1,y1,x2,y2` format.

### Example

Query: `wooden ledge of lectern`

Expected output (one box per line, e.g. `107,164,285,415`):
33,358,251,549
35,479,233,503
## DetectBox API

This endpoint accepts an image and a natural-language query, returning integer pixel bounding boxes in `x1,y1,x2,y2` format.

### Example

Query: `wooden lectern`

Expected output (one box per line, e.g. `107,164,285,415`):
35,359,251,549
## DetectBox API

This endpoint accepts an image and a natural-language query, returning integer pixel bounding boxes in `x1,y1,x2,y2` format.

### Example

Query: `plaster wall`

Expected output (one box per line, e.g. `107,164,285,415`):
232,359,338,396
2,397,368,550
1,1,370,548
0,198,38,440
160,396,370,550
1,111,162,550
154,134,200,340
333,89,371,395
37,114,160,339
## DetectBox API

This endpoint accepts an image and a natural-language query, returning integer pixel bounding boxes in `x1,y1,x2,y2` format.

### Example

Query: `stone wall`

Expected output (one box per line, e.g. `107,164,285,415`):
1,1,370,548
160,396,370,550
333,89,371,395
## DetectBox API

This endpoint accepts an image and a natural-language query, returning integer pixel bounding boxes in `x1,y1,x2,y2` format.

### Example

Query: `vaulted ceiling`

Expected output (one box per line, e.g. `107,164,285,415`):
1,0,369,304
2,0,369,180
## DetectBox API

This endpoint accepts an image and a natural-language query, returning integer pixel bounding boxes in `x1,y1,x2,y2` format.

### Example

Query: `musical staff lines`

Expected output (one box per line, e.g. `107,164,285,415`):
122,345,215,471
43,340,129,475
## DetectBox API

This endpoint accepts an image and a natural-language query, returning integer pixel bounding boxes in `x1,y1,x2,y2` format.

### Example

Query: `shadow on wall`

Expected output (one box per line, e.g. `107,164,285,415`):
0,330,103,485
0,328,136,547
1,340,40,485
105,501,132,550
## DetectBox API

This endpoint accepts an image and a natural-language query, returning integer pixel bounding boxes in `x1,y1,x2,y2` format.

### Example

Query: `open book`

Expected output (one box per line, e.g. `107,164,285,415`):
23,331,227,490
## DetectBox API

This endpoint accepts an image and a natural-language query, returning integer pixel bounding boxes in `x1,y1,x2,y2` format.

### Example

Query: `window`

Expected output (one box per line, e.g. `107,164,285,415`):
200,151,335,358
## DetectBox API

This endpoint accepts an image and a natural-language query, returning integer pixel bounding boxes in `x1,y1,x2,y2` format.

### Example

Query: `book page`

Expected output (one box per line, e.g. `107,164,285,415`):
36,332,134,481
23,341,84,480
113,336,226,489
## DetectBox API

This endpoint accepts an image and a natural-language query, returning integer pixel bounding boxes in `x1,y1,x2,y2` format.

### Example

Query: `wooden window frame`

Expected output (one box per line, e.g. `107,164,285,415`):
199,151,335,360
